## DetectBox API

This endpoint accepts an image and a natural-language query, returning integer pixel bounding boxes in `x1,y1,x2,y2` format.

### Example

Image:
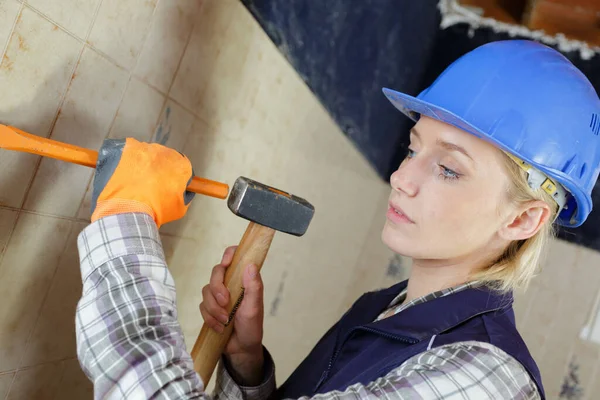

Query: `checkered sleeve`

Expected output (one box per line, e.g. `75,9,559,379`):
213,350,277,400
295,341,540,400
76,213,209,399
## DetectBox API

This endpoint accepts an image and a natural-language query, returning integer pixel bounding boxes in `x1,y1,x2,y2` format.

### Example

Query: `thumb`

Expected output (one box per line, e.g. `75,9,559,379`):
237,264,264,321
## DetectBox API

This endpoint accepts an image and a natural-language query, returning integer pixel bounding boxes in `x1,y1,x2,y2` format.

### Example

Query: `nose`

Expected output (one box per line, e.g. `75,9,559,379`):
390,159,419,197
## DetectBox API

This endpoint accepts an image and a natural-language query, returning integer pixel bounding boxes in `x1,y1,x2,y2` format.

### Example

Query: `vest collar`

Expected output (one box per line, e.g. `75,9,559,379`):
341,280,513,342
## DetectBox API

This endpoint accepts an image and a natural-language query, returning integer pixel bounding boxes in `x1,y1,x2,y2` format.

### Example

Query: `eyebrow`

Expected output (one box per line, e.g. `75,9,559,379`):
410,128,475,163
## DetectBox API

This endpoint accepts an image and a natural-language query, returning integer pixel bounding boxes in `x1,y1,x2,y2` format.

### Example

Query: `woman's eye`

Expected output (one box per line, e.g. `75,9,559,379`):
404,149,461,182
439,164,460,181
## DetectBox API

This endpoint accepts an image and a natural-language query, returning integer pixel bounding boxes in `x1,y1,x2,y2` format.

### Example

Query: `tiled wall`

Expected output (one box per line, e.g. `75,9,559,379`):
0,0,390,397
0,0,599,399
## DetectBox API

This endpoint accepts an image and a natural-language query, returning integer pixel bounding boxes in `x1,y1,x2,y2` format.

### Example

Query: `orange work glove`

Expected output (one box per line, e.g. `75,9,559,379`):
90,138,195,227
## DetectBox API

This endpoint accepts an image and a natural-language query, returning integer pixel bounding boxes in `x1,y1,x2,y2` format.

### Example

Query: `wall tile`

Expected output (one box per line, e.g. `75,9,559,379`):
513,286,537,328
567,339,600,399
572,247,600,306
341,190,401,313
550,293,593,346
109,77,165,141
0,7,82,207
26,0,101,39
189,3,259,127
23,48,129,217
6,361,65,400
0,209,18,256
151,100,195,152
20,222,87,367
0,1,21,52
540,336,571,400
522,329,546,367
134,0,201,93
537,237,579,292
76,178,93,221
53,359,93,400
586,364,600,400
519,285,560,364
170,0,241,114
161,235,209,348
0,214,72,371
0,373,14,398
88,0,158,69
520,285,560,337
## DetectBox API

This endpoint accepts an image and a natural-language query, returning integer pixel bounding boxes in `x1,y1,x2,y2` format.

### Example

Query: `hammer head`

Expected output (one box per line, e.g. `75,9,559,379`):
227,177,315,236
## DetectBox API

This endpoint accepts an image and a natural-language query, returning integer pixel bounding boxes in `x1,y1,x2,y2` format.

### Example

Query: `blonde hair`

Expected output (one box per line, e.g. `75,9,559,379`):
470,152,558,292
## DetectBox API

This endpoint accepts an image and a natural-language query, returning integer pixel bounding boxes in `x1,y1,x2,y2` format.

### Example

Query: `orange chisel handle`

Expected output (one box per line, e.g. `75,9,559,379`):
0,125,229,200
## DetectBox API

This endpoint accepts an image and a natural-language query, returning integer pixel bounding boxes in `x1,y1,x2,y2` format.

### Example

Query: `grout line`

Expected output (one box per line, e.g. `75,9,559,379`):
0,205,89,224
147,0,211,138
73,175,93,221
86,0,104,42
1,207,25,400
7,354,78,377
17,3,90,211
15,222,77,373
22,4,87,45
130,0,160,75
0,206,189,239
164,0,200,100
0,1,24,64
581,284,600,343
106,75,133,138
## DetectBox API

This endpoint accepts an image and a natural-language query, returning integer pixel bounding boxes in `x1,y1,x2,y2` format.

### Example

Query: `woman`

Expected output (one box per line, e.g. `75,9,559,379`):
76,40,600,399
199,40,600,399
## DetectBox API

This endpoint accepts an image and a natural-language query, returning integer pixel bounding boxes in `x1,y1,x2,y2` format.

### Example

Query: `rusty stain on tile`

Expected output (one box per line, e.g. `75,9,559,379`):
1,54,13,72
15,10,23,26
17,34,28,51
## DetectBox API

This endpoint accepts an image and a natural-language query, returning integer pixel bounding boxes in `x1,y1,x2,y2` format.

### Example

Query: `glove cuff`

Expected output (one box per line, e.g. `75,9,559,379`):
91,199,158,226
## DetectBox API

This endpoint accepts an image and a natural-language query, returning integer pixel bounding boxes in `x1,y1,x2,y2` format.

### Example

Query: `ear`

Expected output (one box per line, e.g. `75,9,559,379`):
498,200,552,241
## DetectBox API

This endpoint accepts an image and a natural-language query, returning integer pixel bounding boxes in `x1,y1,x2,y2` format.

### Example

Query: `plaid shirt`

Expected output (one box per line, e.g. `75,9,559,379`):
76,213,540,399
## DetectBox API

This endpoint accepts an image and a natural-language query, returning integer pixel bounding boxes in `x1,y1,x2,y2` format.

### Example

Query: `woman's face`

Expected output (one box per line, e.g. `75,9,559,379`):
382,116,514,262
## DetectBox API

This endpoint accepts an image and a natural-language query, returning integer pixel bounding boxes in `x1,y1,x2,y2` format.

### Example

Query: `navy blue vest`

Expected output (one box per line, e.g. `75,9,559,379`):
276,281,544,399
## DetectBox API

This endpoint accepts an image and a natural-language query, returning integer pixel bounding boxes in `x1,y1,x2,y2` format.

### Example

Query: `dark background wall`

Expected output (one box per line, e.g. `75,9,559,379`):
241,0,600,249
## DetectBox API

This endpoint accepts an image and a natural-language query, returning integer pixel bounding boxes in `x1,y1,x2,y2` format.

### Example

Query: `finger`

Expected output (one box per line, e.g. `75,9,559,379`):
200,303,224,334
238,264,264,321
220,246,238,266
201,286,230,324
210,264,230,307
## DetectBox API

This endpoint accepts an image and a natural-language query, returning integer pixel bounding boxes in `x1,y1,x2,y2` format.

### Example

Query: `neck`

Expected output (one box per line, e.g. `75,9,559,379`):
404,259,476,302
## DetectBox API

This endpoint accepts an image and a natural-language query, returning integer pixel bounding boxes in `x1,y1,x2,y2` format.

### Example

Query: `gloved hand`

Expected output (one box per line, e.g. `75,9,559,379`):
90,138,195,227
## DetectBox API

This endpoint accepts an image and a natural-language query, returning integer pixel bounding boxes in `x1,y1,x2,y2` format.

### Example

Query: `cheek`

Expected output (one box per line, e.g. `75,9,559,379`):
381,184,504,258
418,188,500,253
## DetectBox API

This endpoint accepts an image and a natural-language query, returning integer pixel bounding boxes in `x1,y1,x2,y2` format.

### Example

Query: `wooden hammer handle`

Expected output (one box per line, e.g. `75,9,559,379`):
191,222,275,385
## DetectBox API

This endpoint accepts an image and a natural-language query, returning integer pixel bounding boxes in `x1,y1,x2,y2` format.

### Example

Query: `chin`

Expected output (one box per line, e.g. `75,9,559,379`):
381,222,415,256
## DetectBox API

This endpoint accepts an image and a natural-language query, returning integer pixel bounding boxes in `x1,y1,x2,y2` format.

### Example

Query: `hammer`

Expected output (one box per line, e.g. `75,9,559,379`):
190,176,315,385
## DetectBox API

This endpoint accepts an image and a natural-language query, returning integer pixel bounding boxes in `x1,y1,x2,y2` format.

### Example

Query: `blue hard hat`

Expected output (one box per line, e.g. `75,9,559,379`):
383,40,600,227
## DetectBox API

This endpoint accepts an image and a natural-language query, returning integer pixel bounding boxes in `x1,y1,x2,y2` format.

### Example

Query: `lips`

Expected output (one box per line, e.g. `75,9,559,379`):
389,201,415,224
